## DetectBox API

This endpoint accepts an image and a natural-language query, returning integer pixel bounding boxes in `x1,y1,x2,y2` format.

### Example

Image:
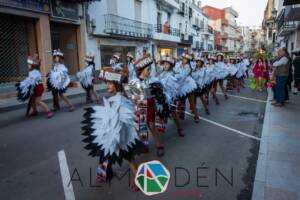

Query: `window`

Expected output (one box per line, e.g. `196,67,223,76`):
268,29,272,39
107,0,117,14
134,0,142,21
157,12,161,25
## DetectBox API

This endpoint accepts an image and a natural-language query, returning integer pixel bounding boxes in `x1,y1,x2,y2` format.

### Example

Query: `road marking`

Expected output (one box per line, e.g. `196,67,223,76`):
173,105,261,141
216,92,267,103
58,150,76,200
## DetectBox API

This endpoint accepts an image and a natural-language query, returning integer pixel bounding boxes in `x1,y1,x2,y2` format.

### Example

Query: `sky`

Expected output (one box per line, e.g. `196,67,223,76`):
201,0,268,27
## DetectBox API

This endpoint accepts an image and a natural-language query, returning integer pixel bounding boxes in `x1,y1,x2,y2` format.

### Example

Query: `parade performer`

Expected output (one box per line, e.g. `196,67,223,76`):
215,53,229,99
236,57,247,89
103,54,125,73
192,57,210,115
206,56,220,105
76,53,100,104
125,54,168,157
158,56,184,136
47,49,75,112
16,55,54,118
226,57,239,91
252,57,266,92
126,52,137,81
173,53,199,123
82,69,144,192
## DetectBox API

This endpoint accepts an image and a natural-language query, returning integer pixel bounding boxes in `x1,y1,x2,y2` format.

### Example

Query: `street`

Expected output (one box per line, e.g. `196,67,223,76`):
0,86,267,200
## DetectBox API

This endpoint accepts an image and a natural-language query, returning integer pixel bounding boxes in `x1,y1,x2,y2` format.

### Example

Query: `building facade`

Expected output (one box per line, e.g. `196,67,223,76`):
190,0,214,55
85,0,215,68
261,0,277,54
0,0,87,87
274,0,300,54
202,5,239,53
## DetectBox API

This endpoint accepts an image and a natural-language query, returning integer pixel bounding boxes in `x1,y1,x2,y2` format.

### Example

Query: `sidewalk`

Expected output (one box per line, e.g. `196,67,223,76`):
0,83,106,113
252,89,300,200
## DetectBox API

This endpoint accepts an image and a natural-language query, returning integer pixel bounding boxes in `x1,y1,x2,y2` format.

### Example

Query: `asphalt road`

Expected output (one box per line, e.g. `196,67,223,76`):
0,85,267,200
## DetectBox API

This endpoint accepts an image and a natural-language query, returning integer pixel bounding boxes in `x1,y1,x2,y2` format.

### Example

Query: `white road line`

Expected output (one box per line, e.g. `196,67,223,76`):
171,103,261,141
216,92,267,103
184,110,261,141
58,150,76,200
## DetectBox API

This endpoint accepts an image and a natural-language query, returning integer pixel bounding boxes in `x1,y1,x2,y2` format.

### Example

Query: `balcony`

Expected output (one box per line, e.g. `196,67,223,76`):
104,14,153,39
180,34,193,45
158,0,180,9
153,24,181,42
284,0,300,5
285,5,300,21
202,25,214,36
278,22,297,36
221,32,228,39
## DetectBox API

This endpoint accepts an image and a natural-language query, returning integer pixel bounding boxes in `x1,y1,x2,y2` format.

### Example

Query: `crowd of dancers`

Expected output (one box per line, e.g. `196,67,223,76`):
16,49,250,192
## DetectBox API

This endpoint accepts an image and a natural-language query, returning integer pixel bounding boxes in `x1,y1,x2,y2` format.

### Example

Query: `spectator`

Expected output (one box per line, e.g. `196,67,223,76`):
271,48,290,106
293,50,300,95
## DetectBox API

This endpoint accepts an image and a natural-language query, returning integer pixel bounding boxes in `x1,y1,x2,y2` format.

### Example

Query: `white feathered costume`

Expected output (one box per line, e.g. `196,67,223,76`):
82,93,144,165
77,64,94,91
47,63,70,93
15,69,42,101
158,71,179,105
173,63,197,98
215,61,230,80
192,67,206,94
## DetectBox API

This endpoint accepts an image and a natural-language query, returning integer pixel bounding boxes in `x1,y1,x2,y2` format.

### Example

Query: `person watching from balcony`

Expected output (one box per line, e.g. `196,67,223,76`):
163,21,170,34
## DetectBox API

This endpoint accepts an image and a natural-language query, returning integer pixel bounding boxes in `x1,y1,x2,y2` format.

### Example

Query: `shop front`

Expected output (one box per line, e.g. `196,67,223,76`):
98,37,148,67
0,13,37,83
154,41,177,61
50,0,85,76
0,0,86,87
0,0,50,84
50,22,79,75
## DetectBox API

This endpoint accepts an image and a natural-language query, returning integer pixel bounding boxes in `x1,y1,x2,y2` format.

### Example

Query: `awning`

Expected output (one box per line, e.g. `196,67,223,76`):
283,0,300,5
155,40,178,48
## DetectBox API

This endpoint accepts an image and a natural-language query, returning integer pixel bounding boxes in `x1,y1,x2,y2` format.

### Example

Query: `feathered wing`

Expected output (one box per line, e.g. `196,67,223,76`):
160,72,179,104
77,66,93,91
192,69,206,89
81,95,144,165
149,79,170,119
15,70,40,102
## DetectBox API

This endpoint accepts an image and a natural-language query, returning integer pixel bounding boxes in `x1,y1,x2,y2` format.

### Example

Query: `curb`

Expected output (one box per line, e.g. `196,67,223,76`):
0,88,106,113
251,88,272,200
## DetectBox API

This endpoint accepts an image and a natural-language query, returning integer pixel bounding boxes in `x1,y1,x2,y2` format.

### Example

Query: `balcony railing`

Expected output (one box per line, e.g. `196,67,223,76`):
221,32,228,39
278,21,297,36
208,26,214,34
154,24,180,37
285,5,300,21
104,14,153,39
180,34,193,44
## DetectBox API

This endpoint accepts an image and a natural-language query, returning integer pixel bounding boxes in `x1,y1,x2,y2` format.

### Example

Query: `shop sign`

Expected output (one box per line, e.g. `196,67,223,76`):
51,0,79,21
0,0,50,13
